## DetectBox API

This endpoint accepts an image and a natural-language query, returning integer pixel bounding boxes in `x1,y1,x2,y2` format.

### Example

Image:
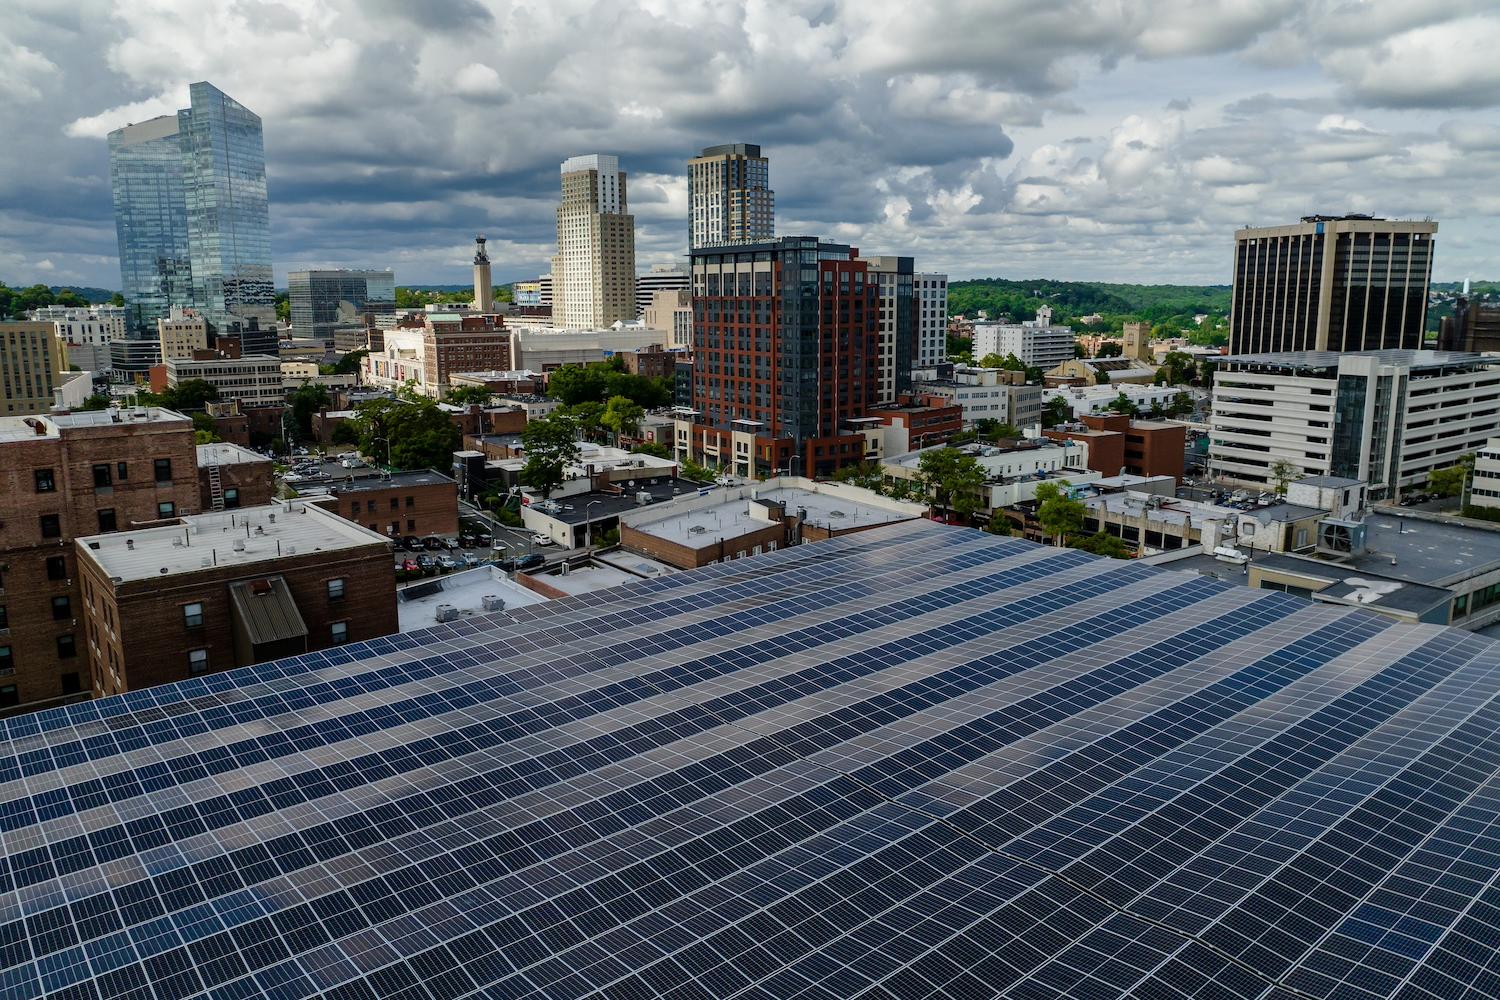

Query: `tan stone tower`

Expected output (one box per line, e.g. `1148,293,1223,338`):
472,235,494,313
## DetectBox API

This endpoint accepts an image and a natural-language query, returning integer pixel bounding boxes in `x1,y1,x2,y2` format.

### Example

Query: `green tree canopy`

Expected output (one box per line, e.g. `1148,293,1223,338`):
1155,351,1198,386
916,448,986,521
351,396,460,471
1095,341,1123,358
1071,531,1131,558
630,441,670,459
153,379,220,412
1429,458,1473,498
1105,391,1139,417
333,349,368,376
288,382,330,442
1035,480,1085,545
330,421,360,446
1042,396,1072,428
1268,458,1301,494
601,395,644,445
560,400,604,441
679,458,715,483
443,384,493,406
520,413,582,498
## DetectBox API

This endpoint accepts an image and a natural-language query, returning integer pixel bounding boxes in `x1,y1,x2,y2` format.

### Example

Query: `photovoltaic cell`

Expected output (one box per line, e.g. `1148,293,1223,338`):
0,520,1496,1000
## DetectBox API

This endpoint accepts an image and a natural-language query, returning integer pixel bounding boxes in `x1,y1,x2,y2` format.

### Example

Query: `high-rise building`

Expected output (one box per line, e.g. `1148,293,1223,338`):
680,237,878,478
0,322,69,416
551,154,635,329
915,272,948,367
867,256,915,401
108,116,192,333
1230,214,1436,355
156,308,209,360
32,305,126,371
635,264,689,316
286,268,396,342
109,82,275,351
688,143,774,249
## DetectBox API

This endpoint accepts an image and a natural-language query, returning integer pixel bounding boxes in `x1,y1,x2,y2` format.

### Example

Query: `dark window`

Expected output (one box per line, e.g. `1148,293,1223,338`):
0,606,6,630
39,514,60,539
183,602,204,628
56,635,76,660
92,464,111,488
389,498,398,510
0,646,11,675
223,488,239,509
116,462,128,481
331,621,349,644
158,501,174,518
34,469,55,493
406,496,415,508
188,649,208,675
366,500,376,513
98,509,117,533
0,686,16,708
52,596,71,621
327,578,346,600
154,458,172,483
45,556,65,581
60,672,81,695
407,519,415,531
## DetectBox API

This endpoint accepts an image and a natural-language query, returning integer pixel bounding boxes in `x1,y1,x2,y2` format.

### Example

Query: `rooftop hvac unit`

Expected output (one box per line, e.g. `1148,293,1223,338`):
434,604,459,623
558,562,570,576
635,491,653,505
1318,518,1367,556
481,594,505,612
689,525,708,534
232,540,246,552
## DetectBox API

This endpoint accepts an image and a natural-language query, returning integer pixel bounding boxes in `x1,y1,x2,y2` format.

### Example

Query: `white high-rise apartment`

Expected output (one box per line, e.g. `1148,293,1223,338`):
32,305,126,371
972,306,1075,371
916,273,948,366
551,154,636,330
688,143,774,250
635,264,689,316
1211,350,1500,499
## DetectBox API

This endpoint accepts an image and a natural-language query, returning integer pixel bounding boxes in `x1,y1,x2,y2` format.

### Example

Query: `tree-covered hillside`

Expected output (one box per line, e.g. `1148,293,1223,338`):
948,279,1230,327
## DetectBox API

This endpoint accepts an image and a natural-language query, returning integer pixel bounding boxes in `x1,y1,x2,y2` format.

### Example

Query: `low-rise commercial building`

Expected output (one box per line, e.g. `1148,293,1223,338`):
302,469,459,539
972,306,1075,371
75,502,396,696
910,364,1041,428
883,438,1094,513
495,393,560,420
866,394,964,452
1470,439,1500,512
1210,350,1500,499
1045,357,1157,386
1044,382,1186,419
364,313,512,397
163,352,283,406
1044,413,1186,482
448,370,547,395
508,327,665,371
521,475,707,549
196,442,275,511
619,478,927,568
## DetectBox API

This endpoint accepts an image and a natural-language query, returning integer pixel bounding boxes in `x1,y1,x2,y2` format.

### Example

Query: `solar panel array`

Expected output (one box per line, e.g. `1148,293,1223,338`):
3,519,1500,1000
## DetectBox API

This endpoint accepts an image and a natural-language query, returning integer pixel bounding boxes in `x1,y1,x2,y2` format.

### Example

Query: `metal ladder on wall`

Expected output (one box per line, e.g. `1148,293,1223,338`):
208,461,225,511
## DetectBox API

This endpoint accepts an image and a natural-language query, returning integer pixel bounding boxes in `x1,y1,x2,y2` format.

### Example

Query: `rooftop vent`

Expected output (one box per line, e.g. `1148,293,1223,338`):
481,595,505,611
232,540,246,553
434,604,459,623
125,539,135,551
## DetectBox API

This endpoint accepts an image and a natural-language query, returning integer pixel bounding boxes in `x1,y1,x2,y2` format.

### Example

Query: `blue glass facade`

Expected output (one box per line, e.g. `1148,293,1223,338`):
109,82,274,351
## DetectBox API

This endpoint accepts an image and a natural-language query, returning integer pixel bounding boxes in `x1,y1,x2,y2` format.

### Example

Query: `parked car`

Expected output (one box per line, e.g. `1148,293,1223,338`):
532,533,554,546
516,553,545,570
438,556,461,570
415,554,435,569
457,535,476,549
422,536,445,550
340,457,365,469
497,558,517,572
400,536,422,551
462,553,480,568
473,532,491,546
401,559,419,573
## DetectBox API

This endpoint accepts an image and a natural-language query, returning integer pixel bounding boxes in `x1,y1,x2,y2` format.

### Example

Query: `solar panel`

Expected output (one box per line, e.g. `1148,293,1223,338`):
1,520,1497,1000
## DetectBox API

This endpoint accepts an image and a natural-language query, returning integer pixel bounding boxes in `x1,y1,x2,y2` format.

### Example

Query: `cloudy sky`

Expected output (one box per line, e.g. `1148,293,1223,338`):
3,0,1498,291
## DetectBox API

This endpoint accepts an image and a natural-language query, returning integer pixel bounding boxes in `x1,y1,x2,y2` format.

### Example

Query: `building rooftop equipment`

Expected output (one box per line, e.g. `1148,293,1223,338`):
6,522,1500,999
195,442,267,467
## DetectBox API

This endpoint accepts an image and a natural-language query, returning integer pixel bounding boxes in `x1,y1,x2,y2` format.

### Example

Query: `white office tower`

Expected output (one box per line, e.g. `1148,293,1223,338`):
551,154,636,330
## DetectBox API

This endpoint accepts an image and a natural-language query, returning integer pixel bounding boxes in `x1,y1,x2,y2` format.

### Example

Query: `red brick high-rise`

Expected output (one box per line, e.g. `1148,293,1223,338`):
684,237,879,478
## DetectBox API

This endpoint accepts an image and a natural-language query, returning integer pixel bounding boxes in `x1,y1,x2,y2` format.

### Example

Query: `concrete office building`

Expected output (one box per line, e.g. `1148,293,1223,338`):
1469,439,1500,512
911,364,1041,429
108,339,162,383
164,353,283,407
867,256,915,400
286,267,396,342
108,82,275,350
916,272,949,367
972,306,1075,371
1044,382,1185,419
0,407,200,713
681,237,879,478
33,305,126,372
551,154,636,329
1210,350,1500,498
1230,214,1436,355
0,322,69,416
155,308,209,360
688,143,774,250
642,288,693,348
635,264,689,317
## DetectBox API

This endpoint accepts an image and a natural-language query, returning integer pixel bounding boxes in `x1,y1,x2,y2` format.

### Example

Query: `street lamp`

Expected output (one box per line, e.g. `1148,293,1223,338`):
779,454,801,479
584,500,602,548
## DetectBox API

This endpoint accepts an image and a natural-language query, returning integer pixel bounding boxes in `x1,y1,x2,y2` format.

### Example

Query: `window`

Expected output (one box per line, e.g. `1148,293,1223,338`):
60,672,81,695
183,602,204,628
223,488,239,509
389,497,399,510
407,519,416,531
56,635,75,659
39,514,60,539
34,468,55,493
92,464,111,488
153,458,172,483
52,596,71,621
0,646,11,676
116,462,128,481
327,578,346,600
45,556,65,581
330,621,348,644
158,501,175,518
0,606,6,630
98,509,117,533
406,496,415,508
188,649,208,675
366,500,376,513
0,686,15,709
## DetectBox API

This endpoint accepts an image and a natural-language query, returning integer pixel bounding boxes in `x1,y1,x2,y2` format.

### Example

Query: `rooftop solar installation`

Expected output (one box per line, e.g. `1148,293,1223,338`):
4,519,1500,1000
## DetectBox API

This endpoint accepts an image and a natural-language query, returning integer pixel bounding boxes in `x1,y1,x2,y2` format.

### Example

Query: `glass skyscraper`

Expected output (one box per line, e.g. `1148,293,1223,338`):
287,269,396,343
109,82,275,352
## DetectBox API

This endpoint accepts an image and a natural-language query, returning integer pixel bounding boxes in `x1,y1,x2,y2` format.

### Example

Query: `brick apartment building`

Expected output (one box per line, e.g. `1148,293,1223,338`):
307,470,460,538
682,237,880,478
1045,413,1187,482
619,344,676,380
196,442,277,510
867,393,964,451
0,407,201,712
75,503,396,695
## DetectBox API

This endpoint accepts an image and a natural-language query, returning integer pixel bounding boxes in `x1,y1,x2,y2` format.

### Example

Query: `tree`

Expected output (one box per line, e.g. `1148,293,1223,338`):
1071,531,1131,559
79,394,112,411
1042,396,1072,428
1035,481,1085,546
1156,351,1197,386
1095,341,1123,358
1105,391,1139,417
631,441,670,459
548,364,608,405
985,511,1014,536
190,412,221,442
680,458,715,483
351,396,460,471
1073,341,1087,358
1429,458,1473,498
561,400,605,441
520,413,581,498
444,384,493,406
1268,458,1300,494
1170,391,1196,418
1095,367,1111,386
158,379,220,412
330,421,360,446
274,292,290,324
1197,360,1216,389
917,448,986,522
109,292,126,307
333,349,368,376
288,382,330,441
601,395,644,445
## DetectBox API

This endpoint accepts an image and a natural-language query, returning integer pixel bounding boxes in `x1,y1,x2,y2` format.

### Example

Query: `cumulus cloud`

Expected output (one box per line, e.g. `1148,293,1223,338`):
0,0,1496,288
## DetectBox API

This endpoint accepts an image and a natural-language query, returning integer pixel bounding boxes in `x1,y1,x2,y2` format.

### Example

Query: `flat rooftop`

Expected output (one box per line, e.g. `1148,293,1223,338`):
324,470,456,493
396,565,545,632
195,442,268,467
630,486,920,548
530,563,639,596
1341,511,1500,584
532,477,707,524
0,407,190,442
77,503,388,583
762,486,919,532
1219,349,1488,370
